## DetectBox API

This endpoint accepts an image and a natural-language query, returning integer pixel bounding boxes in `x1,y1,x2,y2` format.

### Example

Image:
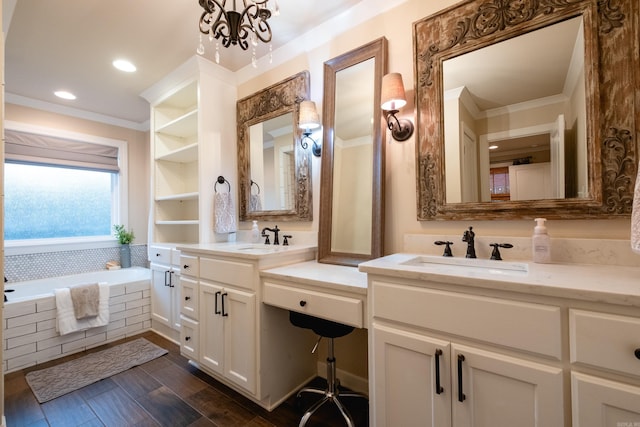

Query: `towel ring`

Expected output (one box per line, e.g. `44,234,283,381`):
214,176,231,193
250,180,261,195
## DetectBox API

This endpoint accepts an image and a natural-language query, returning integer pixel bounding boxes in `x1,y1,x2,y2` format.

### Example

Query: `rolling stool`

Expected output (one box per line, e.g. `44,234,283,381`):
289,311,368,427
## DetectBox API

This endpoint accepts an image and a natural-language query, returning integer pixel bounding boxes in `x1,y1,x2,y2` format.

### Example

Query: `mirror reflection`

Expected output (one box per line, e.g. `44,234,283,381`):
331,59,375,254
443,16,587,203
249,112,295,212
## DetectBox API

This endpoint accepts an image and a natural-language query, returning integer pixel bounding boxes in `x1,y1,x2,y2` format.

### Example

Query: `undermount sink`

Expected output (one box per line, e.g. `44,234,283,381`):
232,244,288,253
401,255,529,275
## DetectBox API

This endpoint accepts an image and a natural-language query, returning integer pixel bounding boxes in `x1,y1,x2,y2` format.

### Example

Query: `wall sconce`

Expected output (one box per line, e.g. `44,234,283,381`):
299,100,322,157
381,72,414,142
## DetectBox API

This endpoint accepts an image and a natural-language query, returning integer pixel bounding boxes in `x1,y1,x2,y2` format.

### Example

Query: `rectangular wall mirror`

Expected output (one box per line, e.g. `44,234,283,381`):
414,0,638,220
237,71,313,221
318,38,387,266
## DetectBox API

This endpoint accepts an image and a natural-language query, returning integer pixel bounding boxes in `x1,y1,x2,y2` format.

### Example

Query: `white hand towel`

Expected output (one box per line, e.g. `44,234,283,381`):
55,282,110,335
250,194,262,212
214,192,237,233
632,161,640,254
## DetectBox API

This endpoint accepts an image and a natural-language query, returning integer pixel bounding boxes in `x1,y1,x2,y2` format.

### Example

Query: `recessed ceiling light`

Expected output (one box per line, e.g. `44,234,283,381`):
54,90,76,100
113,59,137,73
489,145,499,150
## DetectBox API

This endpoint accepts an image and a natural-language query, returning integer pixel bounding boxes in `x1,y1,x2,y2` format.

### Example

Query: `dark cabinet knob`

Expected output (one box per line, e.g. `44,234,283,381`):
185,296,191,301
183,264,190,270
185,336,191,341
299,300,307,307
635,348,640,360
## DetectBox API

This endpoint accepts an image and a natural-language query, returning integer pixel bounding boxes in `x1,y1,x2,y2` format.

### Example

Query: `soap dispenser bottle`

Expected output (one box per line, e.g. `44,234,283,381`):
251,220,261,243
532,218,551,264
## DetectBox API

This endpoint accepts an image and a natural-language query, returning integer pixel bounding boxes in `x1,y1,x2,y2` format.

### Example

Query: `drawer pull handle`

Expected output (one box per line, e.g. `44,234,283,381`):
635,348,640,360
435,349,444,395
183,264,190,270
185,336,191,341
299,300,307,307
185,296,191,301
215,291,221,315
156,253,161,257
457,354,466,403
221,293,229,317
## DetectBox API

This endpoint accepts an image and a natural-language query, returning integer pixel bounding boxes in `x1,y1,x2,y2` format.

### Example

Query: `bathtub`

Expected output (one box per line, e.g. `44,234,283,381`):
3,267,152,373
4,267,151,303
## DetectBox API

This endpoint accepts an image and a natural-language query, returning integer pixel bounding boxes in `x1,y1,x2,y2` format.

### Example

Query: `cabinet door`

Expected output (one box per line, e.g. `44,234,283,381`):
199,282,224,375
452,344,564,427
150,263,172,327
223,287,256,394
572,372,640,427
372,324,451,427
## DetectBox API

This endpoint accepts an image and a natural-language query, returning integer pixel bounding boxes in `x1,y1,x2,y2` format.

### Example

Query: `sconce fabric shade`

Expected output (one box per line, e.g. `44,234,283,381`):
381,73,407,111
299,101,321,130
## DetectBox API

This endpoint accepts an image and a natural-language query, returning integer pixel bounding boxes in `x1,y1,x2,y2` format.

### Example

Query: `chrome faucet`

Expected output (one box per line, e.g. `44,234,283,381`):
261,225,280,245
462,226,476,258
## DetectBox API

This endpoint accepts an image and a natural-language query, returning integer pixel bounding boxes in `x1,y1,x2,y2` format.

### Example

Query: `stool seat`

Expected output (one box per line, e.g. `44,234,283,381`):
289,311,354,338
289,311,367,427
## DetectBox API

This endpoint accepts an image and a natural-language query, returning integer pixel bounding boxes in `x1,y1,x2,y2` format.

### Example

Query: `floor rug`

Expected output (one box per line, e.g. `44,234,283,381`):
25,337,168,403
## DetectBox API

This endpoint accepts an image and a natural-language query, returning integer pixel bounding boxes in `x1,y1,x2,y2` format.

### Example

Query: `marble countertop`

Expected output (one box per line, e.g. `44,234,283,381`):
359,253,640,307
176,242,317,260
261,261,368,295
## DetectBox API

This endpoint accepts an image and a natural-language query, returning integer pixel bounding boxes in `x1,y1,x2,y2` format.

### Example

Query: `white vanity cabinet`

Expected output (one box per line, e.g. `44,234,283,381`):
369,279,564,427
570,309,640,426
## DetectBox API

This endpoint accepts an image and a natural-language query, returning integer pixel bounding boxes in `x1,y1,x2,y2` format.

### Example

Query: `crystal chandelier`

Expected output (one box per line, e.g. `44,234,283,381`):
197,0,279,67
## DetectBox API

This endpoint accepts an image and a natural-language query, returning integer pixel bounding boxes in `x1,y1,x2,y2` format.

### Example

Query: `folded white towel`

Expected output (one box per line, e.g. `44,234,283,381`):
55,282,110,335
632,161,640,254
214,192,237,233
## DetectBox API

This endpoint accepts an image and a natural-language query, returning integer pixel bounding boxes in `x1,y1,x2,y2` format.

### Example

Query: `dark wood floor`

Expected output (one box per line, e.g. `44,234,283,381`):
4,331,369,427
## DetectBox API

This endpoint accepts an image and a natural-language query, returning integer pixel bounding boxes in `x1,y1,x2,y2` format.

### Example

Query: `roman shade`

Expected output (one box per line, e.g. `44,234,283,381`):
4,129,120,172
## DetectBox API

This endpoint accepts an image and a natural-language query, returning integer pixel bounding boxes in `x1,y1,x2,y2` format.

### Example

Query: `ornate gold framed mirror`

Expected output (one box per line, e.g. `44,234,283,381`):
318,38,387,266
237,71,312,221
414,0,638,220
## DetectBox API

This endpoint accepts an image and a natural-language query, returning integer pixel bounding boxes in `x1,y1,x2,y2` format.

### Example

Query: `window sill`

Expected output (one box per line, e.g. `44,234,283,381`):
5,236,120,256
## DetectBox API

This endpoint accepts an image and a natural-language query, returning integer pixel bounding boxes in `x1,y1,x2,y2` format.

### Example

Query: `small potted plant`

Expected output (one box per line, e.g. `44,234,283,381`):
113,224,135,268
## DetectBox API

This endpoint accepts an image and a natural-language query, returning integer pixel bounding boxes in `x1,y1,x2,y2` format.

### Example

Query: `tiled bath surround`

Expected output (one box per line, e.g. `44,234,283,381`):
3,274,151,373
4,244,148,283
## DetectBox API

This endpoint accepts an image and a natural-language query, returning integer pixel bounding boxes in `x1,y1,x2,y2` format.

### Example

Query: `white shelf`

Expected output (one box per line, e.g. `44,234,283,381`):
156,109,198,138
156,220,200,225
156,143,198,163
155,192,199,202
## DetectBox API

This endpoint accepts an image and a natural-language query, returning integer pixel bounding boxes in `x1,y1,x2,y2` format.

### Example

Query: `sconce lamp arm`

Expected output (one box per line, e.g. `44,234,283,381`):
384,110,414,142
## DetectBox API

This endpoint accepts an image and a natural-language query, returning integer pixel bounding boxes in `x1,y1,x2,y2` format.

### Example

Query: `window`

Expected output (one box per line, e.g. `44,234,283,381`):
4,164,115,240
4,124,128,244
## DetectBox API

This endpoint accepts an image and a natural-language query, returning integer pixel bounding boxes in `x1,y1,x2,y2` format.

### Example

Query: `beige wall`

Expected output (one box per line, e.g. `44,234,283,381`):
4,104,150,244
238,0,632,253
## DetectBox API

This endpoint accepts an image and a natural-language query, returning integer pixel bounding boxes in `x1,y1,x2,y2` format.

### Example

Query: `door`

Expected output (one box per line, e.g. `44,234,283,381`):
223,287,257,394
452,343,564,427
372,324,451,427
150,263,172,328
550,114,566,198
199,282,224,375
572,372,640,427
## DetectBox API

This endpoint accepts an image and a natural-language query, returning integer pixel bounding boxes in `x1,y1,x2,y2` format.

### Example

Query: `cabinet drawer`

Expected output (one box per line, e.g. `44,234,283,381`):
372,281,562,359
180,276,199,319
149,245,172,265
180,315,199,360
263,281,364,328
200,258,254,290
570,309,640,377
180,255,199,277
